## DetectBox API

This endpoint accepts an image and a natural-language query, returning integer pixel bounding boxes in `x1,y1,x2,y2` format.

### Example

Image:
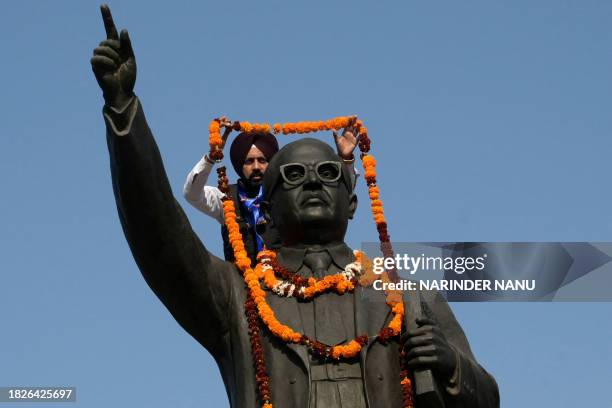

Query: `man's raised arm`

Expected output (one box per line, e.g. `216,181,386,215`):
91,5,231,354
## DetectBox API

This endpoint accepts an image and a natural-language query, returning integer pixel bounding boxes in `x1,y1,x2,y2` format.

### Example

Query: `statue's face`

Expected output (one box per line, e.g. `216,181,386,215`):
265,140,356,245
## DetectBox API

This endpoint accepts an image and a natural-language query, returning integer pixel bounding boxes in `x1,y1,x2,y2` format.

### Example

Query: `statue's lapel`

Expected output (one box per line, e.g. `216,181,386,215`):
355,286,392,362
266,290,309,368
354,286,369,364
270,247,310,368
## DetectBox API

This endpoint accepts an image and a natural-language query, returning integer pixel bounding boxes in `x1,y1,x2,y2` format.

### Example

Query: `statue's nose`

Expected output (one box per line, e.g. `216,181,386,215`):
304,168,321,187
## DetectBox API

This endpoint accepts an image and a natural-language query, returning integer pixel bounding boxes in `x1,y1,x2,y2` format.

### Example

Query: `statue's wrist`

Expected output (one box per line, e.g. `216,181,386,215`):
444,345,462,396
105,91,135,112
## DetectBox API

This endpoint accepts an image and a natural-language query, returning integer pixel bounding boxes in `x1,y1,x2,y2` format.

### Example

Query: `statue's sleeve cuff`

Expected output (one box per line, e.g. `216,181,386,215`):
445,344,462,396
103,96,138,136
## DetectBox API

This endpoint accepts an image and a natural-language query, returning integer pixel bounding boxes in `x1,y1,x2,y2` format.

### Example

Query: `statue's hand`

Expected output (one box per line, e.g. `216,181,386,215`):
402,317,457,381
91,4,136,109
333,116,359,160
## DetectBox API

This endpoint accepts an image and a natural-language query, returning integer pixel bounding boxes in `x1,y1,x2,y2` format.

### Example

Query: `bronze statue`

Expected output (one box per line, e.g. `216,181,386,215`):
91,5,499,407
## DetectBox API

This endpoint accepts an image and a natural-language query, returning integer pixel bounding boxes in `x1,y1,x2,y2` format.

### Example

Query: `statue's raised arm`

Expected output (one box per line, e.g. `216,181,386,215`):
91,5,232,354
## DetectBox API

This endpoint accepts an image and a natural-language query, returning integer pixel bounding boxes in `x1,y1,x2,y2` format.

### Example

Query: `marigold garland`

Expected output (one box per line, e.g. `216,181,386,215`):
213,116,414,408
249,250,403,358
258,254,360,299
208,116,354,162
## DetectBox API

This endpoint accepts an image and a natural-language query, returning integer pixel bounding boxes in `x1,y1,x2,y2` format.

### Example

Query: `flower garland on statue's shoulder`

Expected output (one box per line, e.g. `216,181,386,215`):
211,117,414,408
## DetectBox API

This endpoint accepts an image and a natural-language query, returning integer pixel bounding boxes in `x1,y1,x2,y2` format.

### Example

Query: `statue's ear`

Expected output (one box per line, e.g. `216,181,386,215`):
348,193,358,220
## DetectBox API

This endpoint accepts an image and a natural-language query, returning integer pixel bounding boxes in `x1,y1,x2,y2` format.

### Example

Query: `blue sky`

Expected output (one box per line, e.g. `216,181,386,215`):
1,1,612,407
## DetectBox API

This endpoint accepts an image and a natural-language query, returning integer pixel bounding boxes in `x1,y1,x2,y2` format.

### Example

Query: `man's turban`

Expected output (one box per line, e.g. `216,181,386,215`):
229,132,279,178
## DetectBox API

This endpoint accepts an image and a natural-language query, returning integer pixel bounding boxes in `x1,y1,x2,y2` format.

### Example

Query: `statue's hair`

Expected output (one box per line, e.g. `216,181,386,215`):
263,138,353,201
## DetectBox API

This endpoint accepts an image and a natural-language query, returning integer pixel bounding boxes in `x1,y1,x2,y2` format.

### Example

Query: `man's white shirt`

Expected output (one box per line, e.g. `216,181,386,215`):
183,154,226,224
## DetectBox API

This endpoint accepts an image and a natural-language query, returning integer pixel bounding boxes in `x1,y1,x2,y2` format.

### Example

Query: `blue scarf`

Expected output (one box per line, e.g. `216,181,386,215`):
237,184,265,251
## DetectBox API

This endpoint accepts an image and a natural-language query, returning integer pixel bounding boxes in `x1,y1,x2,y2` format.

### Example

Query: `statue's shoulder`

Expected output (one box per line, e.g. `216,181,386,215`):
224,261,248,296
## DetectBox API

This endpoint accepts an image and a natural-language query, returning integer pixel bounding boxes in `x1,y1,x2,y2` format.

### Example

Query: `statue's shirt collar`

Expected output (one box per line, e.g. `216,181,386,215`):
276,242,355,272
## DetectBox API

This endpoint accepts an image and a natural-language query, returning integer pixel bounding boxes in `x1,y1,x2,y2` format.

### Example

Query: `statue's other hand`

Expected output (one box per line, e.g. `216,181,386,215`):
402,317,457,381
91,4,136,109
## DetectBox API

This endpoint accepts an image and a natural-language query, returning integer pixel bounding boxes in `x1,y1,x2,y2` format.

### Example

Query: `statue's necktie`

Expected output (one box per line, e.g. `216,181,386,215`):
303,250,332,279
303,251,347,346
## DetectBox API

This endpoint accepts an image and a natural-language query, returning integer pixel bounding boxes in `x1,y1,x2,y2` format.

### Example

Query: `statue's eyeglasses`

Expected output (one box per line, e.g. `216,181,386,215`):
279,161,343,186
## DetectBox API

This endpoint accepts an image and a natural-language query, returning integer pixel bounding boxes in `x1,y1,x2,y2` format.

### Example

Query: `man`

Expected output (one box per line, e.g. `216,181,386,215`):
183,119,360,264
91,5,499,407
183,130,281,263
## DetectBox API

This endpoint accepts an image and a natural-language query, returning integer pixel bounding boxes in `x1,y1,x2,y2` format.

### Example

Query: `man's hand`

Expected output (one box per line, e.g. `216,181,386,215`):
403,318,457,381
91,4,136,109
333,116,359,160
218,116,234,150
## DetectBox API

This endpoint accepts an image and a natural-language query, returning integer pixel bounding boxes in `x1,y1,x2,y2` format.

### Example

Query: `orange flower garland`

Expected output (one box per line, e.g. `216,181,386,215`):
249,250,403,357
207,116,355,162
258,253,360,299
208,119,224,161
213,116,414,408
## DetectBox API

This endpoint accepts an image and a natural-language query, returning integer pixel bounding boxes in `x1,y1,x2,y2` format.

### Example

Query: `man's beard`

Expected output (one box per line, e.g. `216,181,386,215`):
240,170,264,195
247,170,264,186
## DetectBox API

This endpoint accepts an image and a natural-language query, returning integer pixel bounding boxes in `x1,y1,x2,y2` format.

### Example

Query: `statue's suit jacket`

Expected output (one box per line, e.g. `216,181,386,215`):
103,97,499,408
